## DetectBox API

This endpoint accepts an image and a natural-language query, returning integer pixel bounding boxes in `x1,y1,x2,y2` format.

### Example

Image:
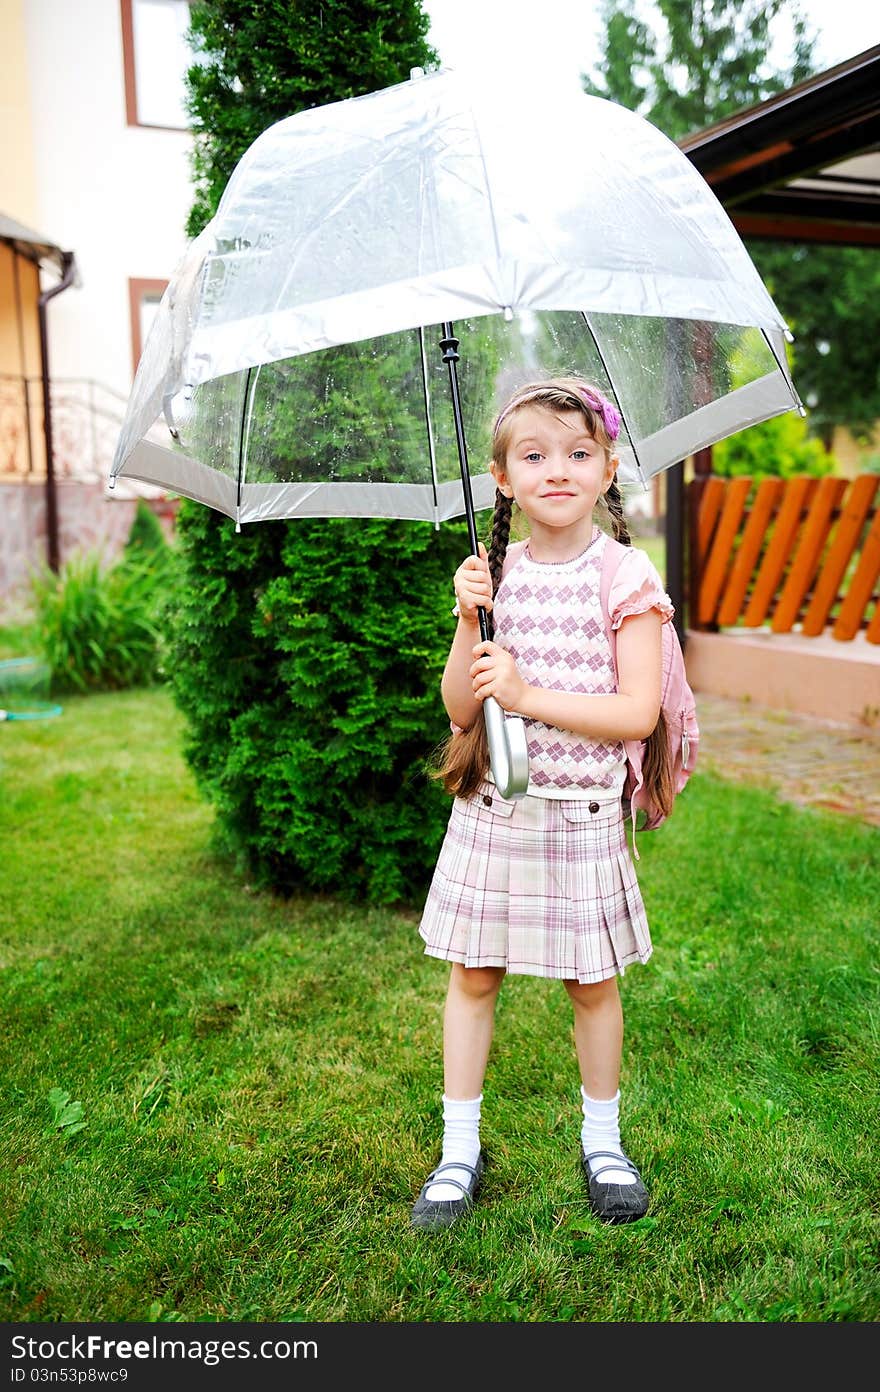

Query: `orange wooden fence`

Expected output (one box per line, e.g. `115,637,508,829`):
690,473,880,643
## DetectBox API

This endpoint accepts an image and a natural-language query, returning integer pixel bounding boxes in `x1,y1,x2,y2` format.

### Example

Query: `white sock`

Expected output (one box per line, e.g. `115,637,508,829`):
580,1087,637,1187
425,1094,482,1202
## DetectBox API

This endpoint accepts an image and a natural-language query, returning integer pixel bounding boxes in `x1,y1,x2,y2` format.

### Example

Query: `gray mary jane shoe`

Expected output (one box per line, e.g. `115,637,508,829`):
581,1148,649,1224
410,1152,485,1231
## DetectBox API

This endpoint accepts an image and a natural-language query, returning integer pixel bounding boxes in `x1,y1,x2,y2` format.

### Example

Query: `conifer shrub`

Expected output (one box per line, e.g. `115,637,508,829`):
167,504,469,904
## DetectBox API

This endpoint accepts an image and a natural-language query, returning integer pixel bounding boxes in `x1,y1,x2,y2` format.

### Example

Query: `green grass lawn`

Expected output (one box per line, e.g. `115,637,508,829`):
0,684,878,1323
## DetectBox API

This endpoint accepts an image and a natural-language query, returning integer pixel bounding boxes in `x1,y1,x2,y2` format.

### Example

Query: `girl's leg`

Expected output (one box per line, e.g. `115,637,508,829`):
564,975,641,1192
564,974,623,1098
443,962,506,1098
416,963,504,1210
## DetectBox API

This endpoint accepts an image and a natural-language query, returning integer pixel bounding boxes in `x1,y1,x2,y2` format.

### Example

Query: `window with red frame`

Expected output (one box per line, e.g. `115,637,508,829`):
120,0,192,130
129,278,168,373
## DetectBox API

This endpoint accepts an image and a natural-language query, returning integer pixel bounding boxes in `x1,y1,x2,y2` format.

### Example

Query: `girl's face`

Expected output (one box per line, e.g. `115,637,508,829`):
491,405,617,540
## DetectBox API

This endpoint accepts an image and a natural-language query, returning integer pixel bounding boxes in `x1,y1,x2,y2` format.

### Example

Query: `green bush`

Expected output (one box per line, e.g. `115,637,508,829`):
167,503,470,905
712,406,838,478
31,550,170,694
125,499,170,557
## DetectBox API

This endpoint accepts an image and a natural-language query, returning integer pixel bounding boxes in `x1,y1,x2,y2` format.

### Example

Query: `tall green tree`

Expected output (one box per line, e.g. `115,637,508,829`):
583,0,813,139
167,0,473,906
583,0,880,450
185,0,438,240
747,240,880,448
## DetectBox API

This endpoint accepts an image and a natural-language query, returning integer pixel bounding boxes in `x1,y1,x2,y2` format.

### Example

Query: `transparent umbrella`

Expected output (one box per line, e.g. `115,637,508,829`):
110,65,802,796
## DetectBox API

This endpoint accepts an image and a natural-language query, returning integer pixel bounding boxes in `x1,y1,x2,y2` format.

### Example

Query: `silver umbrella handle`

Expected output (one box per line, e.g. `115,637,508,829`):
483,696,529,800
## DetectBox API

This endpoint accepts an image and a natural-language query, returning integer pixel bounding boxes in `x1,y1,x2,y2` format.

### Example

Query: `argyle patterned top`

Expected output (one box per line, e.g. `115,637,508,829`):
492,530,673,798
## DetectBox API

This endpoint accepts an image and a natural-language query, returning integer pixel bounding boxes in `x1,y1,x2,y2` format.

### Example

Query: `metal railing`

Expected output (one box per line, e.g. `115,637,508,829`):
0,374,128,482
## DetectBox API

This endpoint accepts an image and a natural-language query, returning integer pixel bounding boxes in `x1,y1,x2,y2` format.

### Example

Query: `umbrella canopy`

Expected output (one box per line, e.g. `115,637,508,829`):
110,66,801,526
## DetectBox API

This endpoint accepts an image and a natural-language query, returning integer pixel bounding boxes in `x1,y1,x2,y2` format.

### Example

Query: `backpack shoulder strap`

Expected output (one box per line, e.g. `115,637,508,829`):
500,538,529,580
598,534,629,676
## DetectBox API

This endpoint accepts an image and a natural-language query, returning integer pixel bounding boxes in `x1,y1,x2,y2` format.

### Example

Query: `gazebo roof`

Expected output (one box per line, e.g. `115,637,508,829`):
0,212,71,275
679,43,880,247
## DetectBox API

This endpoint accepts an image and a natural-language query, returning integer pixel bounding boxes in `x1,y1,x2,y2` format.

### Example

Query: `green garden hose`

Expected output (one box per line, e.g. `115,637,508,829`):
1,705,63,721
0,657,63,721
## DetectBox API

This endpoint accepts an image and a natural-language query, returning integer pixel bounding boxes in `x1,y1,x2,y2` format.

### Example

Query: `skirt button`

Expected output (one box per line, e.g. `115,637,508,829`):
589,801,600,813
482,794,493,807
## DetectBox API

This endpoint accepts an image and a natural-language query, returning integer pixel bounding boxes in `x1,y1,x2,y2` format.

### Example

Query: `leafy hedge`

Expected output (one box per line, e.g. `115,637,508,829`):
712,407,837,478
167,503,470,904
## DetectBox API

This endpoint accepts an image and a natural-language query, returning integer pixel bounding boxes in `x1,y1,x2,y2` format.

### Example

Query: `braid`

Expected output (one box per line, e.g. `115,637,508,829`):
605,478,632,545
486,489,513,636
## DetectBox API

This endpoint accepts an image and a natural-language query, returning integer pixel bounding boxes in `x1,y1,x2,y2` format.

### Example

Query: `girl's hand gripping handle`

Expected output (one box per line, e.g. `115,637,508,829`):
454,546,529,800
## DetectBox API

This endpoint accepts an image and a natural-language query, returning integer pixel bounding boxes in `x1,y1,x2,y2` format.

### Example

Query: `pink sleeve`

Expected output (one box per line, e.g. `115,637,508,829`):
608,546,675,630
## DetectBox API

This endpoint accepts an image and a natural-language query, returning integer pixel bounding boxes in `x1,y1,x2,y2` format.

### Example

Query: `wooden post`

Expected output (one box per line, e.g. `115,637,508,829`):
665,460,685,647
687,446,714,635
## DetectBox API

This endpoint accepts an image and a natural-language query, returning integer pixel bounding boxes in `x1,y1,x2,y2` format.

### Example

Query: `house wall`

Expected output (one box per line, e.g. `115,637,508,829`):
19,0,194,397
0,1,194,606
0,0,39,226
0,246,42,381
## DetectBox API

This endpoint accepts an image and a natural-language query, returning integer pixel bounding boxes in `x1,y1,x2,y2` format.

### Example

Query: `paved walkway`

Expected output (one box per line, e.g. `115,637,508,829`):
695,693,880,828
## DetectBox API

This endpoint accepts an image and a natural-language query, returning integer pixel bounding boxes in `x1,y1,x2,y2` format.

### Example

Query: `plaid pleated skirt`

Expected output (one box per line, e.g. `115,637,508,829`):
419,784,653,984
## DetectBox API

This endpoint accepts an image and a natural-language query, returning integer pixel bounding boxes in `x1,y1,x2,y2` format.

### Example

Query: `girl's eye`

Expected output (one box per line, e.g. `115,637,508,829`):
571,450,588,461
525,451,542,463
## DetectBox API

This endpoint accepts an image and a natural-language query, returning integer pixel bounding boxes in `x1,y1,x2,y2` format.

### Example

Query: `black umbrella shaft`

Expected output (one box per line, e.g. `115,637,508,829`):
439,323,490,645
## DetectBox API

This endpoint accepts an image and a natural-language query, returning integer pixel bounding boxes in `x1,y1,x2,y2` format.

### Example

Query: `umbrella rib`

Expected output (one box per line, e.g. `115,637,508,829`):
235,365,256,529
761,329,803,413
580,311,648,489
418,326,441,529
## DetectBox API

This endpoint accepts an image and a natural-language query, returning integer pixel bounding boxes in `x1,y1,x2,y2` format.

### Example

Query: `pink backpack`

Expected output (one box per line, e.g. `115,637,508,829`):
599,536,699,834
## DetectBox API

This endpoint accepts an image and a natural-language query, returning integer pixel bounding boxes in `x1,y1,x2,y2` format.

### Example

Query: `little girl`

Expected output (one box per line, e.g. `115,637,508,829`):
411,377,674,1231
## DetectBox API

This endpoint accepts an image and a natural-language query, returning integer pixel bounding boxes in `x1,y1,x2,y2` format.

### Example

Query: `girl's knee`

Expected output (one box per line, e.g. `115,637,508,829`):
564,974,620,1010
450,963,505,1001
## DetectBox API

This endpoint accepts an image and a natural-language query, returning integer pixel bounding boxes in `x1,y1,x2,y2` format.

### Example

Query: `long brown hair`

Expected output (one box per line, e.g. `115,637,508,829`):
431,378,673,817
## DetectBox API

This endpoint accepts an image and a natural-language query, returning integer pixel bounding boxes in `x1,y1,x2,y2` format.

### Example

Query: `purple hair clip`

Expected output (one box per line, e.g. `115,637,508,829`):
580,387,621,442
